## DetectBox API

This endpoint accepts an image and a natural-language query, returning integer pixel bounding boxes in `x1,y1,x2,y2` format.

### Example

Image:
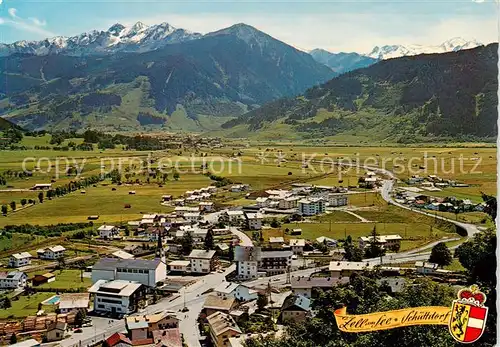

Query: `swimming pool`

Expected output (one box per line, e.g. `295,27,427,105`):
42,295,60,305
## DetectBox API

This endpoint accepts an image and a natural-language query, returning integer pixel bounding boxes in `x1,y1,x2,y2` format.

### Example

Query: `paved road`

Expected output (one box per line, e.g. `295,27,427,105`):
230,227,254,246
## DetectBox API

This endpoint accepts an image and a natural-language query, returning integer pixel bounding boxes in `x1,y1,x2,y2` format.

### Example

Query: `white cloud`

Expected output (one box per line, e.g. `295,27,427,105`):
472,0,486,3
111,12,497,53
0,9,54,38
0,0,3,6
8,7,17,18
29,17,47,26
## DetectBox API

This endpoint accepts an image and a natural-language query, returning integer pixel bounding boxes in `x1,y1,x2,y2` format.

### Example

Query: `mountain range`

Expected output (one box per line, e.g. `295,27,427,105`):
222,43,497,142
366,37,482,60
0,22,202,57
0,24,335,132
0,22,494,141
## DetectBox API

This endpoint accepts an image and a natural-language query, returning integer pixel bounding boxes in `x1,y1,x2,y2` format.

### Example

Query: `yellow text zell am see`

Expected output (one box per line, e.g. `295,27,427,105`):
334,306,452,332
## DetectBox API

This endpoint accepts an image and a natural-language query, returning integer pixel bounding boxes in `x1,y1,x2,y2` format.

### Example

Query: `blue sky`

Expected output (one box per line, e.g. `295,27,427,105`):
0,0,497,52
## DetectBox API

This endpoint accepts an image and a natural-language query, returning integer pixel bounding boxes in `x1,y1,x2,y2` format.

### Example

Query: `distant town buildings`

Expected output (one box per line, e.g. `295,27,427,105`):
37,246,66,260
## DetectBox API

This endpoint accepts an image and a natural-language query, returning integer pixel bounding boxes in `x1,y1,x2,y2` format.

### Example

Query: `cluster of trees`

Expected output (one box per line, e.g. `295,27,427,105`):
37,171,112,203
82,130,172,151
2,222,93,237
206,172,233,187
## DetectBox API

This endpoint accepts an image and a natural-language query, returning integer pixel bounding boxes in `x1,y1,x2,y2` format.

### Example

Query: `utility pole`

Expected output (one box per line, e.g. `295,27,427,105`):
329,220,332,232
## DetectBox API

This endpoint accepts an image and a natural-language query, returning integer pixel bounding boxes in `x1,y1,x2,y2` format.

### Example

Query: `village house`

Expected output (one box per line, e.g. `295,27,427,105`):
187,250,217,274
8,252,32,268
211,227,231,236
37,245,66,260
255,197,269,207
245,212,263,230
234,246,261,280
213,282,258,302
0,271,27,289
226,210,245,224
207,311,242,347
290,276,348,298
203,294,237,317
199,201,214,212
231,184,250,193
269,237,285,248
31,183,52,190
104,332,133,347
126,312,179,338
46,321,67,342
280,295,311,324
327,194,348,207
329,261,375,278
123,245,145,256
316,236,337,247
415,261,452,275
58,293,90,313
89,279,145,316
259,250,293,276
298,198,326,216
91,258,166,287
31,272,55,286
358,234,402,250
184,212,202,223
289,239,305,255
111,250,135,260
98,225,119,239
168,260,191,274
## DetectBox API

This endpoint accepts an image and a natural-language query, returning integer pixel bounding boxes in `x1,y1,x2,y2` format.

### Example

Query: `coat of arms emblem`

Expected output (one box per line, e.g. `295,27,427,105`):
449,285,488,343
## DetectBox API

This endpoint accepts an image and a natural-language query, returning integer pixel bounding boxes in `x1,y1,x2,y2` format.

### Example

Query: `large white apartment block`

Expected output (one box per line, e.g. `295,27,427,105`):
279,197,299,210
234,246,261,280
298,198,325,216
37,245,66,260
89,280,144,315
0,271,27,289
91,258,166,287
187,250,217,274
245,212,263,230
98,225,119,239
8,252,32,268
327,194,348,207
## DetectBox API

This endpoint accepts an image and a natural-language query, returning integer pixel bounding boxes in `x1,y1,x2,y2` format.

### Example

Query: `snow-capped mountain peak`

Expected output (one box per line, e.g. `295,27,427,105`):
367,38,482,60
0,21,202,57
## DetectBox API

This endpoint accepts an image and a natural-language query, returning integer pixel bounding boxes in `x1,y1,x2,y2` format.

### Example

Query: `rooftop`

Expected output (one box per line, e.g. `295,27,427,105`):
98,225,116,231
329,261,374,272
203,294,236,311
214,282,240,294
187,250,216,259
89,280,142,297
58,293,90,310
206,311,241,336
93,258,161,271
289,239,305,247
111,250,135,260
281,294,311,312
11,252,32,259
290,276,348,289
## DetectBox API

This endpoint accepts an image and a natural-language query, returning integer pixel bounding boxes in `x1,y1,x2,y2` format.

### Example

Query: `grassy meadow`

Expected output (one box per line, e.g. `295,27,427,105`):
0,136,495,255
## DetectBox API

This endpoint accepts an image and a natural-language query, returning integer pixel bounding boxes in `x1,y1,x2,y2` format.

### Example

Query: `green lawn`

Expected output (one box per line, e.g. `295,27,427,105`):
313,211,362,223
0,292,56,319
29,269,91,291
